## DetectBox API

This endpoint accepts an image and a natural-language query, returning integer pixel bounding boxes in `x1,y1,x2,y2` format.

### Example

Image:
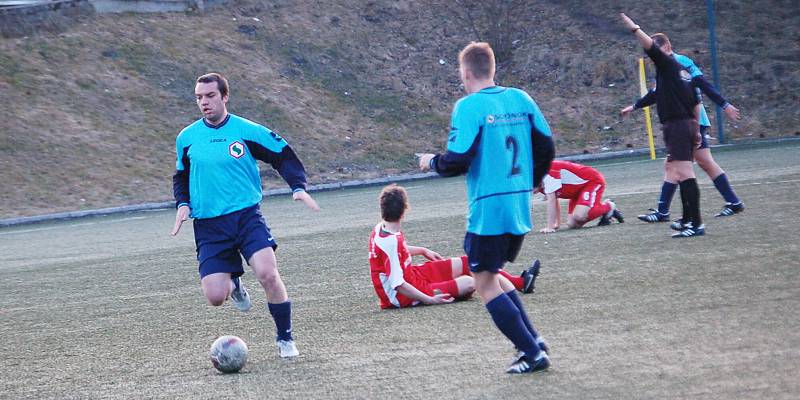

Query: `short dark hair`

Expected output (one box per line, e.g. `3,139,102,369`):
196,72,229,98
651,33,671,49
458,42,495,80
379,184,408,222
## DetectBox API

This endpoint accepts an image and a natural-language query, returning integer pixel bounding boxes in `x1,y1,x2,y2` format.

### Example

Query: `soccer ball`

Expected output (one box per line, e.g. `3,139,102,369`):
209,335,248,373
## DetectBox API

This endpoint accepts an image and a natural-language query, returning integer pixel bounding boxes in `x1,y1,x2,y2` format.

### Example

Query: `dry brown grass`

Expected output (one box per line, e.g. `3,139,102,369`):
1,0,797,218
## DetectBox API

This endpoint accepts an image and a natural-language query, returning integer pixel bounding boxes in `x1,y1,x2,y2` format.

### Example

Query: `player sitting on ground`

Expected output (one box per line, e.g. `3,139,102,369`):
369,184,540,309
537,160,624,233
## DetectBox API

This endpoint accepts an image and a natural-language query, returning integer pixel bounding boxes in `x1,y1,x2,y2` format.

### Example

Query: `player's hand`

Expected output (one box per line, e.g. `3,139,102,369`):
426,292,454,305
421,248,444,261
723,104,741,121
620,105,634,118
170,205,190,236
293,190,320,211
539,227,557,234
417,153,435,171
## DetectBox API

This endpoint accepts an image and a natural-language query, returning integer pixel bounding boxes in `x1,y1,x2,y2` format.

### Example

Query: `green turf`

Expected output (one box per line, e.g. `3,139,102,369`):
1,143,799,399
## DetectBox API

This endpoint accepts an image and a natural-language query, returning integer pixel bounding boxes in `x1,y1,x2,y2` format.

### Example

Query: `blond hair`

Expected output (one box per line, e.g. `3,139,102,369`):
458,42,495,80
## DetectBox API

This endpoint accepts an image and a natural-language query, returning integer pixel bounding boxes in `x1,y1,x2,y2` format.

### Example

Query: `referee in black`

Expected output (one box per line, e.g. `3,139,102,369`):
619,13,704,238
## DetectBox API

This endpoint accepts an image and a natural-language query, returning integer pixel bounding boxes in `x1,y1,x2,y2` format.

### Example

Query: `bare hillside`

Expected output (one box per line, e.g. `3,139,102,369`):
1,0,798,218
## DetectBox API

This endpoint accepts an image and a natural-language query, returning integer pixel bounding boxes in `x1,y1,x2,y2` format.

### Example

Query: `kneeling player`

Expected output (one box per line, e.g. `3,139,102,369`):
538,160,624,233
369,184,539,309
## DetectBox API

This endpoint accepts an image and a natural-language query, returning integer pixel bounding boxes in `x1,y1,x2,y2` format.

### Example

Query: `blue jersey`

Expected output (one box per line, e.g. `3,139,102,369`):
673,54,711,127
173,114,308,219
444,86,552,235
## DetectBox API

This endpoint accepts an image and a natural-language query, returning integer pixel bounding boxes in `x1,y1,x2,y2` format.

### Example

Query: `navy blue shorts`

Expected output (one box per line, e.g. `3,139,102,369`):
192,204,277,278
464,232,525,273
698,125,710,149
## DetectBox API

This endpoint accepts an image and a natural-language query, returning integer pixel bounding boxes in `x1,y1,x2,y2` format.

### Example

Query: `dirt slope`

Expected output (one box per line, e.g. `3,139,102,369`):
1,0,798,217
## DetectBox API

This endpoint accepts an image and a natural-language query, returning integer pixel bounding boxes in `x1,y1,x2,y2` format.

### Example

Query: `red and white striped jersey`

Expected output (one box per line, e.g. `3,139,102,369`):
542,160,604,199
369,223,415,309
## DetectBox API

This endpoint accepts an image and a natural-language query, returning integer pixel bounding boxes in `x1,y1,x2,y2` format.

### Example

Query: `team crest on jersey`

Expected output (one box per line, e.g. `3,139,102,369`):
486,114,496,124
679,69,692,82
229,141,245,159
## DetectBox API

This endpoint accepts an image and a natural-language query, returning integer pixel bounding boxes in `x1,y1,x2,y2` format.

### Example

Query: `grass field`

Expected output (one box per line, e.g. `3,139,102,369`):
1,142,799,399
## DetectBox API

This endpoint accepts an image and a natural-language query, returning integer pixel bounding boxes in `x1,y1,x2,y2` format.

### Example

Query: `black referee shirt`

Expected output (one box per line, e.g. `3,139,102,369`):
645,43,700,123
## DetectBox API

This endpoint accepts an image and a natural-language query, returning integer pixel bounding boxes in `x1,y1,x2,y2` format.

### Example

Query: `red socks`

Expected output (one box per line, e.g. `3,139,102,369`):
587,202,612,221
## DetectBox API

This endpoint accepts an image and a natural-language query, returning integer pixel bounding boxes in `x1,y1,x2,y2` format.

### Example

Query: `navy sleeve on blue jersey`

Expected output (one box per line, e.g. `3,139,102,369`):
172,146,190,208
432,129,482,177
635,89,657,109
245,141,308,191
530,120,555,188
692,75,728,108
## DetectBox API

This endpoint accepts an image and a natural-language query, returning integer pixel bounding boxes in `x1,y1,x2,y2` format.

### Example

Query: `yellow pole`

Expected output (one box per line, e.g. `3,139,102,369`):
638,57,656,160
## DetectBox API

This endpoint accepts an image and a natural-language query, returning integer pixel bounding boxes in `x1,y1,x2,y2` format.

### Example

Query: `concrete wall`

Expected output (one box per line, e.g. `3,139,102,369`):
89,0,198,13
0,0,93,37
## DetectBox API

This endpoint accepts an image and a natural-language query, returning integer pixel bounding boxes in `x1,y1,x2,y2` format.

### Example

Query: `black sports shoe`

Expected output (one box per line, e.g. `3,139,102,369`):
638,208,670,223
671,223,705,238
521,259,541,294
670,219,685,231
715,202,744,217
506,352,550,374
598,200,623,226
611,209,624,223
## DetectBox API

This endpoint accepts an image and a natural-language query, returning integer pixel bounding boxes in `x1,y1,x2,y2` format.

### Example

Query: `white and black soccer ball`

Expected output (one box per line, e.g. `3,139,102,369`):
209,335,248,373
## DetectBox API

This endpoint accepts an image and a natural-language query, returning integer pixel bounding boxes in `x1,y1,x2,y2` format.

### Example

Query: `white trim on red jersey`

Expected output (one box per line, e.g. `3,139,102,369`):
370,223,411,308
543,169,589,195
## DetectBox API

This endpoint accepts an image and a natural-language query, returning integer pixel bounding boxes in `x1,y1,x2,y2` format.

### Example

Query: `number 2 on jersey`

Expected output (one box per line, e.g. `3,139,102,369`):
505,136,521,177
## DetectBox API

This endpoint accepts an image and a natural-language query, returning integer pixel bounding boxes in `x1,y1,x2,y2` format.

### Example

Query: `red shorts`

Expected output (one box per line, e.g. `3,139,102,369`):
403,257,466,299
568,180,606,214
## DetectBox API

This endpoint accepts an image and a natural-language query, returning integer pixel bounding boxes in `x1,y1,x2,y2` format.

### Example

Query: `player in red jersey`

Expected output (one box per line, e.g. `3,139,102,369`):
369,184,539,309
537,160,624,233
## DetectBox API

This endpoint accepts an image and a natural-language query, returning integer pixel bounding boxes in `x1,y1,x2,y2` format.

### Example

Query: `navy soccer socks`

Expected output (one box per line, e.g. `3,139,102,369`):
712,173,740,205
506,291,540,340
268,301,293,341
485,293,540,358
658,181,678,215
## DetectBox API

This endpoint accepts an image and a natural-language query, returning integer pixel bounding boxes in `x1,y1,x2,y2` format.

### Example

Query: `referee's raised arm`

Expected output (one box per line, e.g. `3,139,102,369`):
619,13,653,50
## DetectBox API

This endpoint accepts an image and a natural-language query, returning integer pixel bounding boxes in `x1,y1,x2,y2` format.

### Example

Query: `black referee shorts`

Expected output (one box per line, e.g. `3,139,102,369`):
662,118,700,162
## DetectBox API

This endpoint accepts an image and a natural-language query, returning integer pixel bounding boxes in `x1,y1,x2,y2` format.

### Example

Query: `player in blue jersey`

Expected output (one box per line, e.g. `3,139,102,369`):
170,73,319,359
417,42,555,374
621,35,744,225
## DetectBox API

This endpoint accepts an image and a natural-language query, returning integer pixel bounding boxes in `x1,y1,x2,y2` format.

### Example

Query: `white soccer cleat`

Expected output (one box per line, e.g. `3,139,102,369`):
230,277,252,312
277,340,299,358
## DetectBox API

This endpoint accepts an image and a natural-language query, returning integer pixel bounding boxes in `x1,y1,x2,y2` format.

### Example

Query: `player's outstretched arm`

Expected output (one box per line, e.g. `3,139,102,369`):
692,76,742,121
407,245,444,261
292,190,320,211
396,282,453,305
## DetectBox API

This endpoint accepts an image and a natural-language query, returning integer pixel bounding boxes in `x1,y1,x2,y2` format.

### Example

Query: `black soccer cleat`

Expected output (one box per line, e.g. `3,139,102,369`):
671,223,705,238
506,352,550,374
715,202,744,217
598,200,623,226
670,218,685,231
521,259,541,294
638,208,670,223
611,209,624,223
